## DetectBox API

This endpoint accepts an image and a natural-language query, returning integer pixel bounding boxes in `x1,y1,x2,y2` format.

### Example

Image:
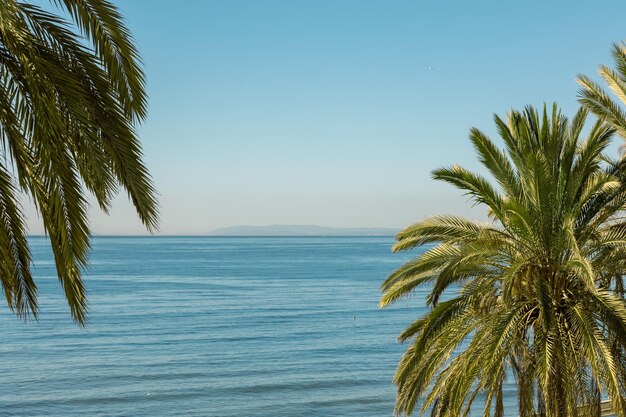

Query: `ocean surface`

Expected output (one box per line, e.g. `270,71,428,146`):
0,236,515,416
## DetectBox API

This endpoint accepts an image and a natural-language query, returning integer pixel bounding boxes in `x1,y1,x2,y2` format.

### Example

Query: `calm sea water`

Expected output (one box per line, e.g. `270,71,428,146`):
0,236,515,416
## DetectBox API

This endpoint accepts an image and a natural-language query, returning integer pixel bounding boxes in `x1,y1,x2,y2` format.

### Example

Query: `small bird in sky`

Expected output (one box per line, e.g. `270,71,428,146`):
426,64,435,70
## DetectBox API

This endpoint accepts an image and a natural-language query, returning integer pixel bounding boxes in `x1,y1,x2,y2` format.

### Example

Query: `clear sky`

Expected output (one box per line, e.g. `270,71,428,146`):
25,0,626,234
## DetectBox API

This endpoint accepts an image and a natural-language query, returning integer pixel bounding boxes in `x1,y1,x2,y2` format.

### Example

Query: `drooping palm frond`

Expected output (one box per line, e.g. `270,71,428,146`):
381,105,626,417
578,42,626,141
0,0,158,324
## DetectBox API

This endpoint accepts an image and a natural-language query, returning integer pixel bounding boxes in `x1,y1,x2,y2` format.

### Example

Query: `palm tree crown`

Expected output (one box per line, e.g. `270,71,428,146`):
0,0,158,324
381,105,626,417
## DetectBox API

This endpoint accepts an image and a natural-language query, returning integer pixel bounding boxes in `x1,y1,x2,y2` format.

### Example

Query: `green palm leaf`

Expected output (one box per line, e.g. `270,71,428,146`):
0,0,158,324
578,42,626,142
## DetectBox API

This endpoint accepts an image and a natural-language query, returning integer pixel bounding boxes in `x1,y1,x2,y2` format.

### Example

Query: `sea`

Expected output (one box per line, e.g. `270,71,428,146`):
0,236,516,416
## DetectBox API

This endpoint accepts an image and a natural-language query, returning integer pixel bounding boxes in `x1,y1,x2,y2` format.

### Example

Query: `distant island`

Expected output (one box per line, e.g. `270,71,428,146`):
208,225,398,236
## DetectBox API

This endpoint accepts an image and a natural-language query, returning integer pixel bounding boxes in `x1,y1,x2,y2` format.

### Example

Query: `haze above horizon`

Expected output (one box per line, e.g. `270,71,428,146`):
24,0,626,235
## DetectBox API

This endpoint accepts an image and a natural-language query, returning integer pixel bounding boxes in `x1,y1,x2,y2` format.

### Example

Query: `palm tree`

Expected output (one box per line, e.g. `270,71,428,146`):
0,0,158,325
380,105,626,417
578,42,626,141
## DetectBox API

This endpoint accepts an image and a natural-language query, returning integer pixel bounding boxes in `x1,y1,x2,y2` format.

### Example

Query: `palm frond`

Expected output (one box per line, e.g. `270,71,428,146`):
0,0,158,323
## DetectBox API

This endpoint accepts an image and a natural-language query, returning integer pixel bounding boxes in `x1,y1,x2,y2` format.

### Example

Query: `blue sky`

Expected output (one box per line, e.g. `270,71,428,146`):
26,0,626,234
